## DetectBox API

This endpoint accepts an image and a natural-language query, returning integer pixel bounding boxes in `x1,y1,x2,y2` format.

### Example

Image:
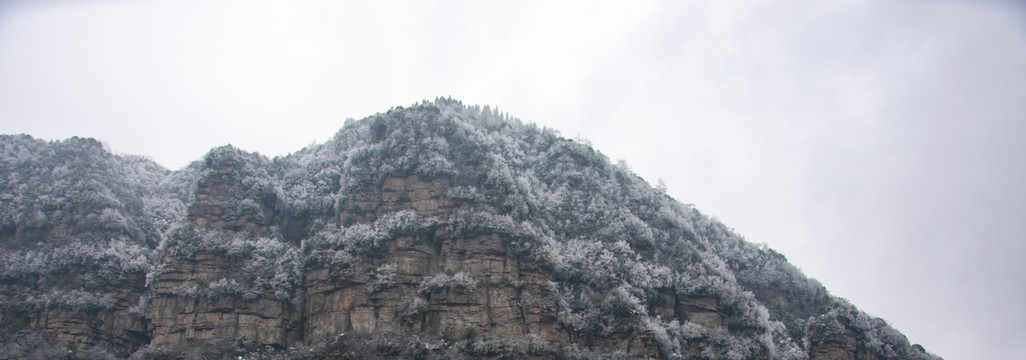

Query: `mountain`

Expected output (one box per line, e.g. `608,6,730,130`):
0,98,939,359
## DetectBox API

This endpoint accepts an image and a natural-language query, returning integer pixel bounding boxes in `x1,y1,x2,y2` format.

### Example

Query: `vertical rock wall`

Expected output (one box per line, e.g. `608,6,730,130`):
145,253,299,346
28,274,148,356
306,175,565,343
148,174,579,353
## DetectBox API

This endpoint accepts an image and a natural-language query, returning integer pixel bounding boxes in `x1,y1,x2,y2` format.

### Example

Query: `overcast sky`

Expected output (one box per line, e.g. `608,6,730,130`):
1,1,1023,358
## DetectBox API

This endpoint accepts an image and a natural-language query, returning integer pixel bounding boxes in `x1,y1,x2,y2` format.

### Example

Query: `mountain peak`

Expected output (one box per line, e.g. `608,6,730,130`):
0,99,940,359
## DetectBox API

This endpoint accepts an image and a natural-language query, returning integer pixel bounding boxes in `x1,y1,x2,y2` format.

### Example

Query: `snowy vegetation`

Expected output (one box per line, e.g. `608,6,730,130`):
0,98,938,359
418,272,478,295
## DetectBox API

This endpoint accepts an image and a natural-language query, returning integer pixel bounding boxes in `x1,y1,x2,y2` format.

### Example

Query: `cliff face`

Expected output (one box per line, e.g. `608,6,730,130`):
25,272,148,355
146,168,748,358
146,150,298,347
0,99,941,359
306,175,560,340
146,252,299,346
154,171,607,352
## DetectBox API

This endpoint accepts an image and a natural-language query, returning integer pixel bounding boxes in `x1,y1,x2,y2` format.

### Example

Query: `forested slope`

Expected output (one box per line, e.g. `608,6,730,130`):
0,98,939,359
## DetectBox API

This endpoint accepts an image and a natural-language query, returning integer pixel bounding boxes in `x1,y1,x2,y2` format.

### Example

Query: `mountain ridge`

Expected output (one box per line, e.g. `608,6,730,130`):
0,98,940,359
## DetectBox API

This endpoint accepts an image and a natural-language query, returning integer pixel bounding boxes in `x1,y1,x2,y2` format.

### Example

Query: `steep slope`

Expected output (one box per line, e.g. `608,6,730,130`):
0,135,197,355
0,98,940,359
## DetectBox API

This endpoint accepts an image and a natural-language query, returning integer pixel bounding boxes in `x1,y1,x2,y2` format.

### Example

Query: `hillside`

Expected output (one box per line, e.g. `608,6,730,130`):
0,98,940,359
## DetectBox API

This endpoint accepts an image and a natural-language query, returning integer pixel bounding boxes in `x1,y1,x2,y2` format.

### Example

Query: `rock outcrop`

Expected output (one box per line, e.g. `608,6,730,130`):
314,175,561,339
187,154,275,232
145,253,300,346
148,171,677,356
655,294,727,330
27,273,148,356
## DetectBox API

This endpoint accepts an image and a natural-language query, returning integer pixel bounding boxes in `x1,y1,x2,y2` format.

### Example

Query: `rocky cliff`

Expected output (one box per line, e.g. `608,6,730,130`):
0,99,941,359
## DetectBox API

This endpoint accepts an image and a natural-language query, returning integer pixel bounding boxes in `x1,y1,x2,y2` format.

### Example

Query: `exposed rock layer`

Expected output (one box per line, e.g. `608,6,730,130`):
29,274,148,355
146,253,299,346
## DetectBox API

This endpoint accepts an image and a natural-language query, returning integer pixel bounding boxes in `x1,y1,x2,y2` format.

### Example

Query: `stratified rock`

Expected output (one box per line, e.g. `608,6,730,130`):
145,253,299,347
305,176,565,344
